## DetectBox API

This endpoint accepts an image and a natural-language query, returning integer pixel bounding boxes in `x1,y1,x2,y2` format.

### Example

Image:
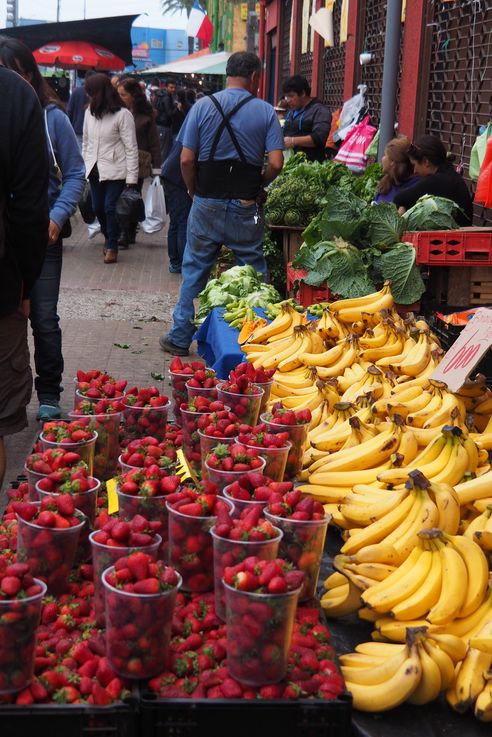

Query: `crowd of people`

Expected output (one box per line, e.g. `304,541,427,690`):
0,41,475,491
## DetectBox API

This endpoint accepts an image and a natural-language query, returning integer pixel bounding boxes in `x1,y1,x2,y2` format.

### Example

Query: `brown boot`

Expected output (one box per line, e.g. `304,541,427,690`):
104,250,117,264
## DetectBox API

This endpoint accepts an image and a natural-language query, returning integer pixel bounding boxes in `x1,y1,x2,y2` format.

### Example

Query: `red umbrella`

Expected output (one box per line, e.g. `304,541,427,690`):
33,40,126,71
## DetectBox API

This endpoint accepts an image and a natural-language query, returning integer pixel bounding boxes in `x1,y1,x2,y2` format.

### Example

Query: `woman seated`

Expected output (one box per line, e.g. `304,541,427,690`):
393,134,473,226
374,136,420,204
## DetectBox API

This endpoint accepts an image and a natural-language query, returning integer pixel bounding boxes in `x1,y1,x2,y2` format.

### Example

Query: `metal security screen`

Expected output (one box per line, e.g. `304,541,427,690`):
321,0,346,111
279,0,293,88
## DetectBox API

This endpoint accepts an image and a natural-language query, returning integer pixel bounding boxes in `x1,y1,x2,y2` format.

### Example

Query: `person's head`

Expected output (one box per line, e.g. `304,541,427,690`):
110,74,121,88
117,76,152,116
225,51,261,94
408,135,449,176
282,75,311,110
166,79,177,95
150,76,160,88
378,136,415,194
85,73,122,119
0,35,60,107
185,88,196,105
196,91,205,100
274,98,289,120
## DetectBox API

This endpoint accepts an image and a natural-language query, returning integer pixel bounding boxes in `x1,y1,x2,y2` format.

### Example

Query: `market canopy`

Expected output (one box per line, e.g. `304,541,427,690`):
0,14,138,66
148,50,231,76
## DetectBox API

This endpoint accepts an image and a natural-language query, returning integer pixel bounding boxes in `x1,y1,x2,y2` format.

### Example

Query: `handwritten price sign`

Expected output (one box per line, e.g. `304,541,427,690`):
430,308,492,392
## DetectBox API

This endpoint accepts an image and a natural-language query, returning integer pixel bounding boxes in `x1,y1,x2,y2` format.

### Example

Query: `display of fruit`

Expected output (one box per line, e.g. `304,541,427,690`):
180,398,229,470
122,387,170,444
25,449,88,476
205,444,264,473
75,370,127,400
119,436,179,469
196,410,245,439
228,362,276,386
217,378,264,426
41,421,96,445
213,504,280,542
168,357,208,424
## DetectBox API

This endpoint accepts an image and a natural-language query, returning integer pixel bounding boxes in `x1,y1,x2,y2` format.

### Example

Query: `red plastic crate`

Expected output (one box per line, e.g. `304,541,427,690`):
286,264,338,307
404,228,492,266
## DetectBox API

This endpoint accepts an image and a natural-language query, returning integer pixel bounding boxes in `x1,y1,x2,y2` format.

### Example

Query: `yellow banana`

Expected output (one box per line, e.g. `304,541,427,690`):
340,492,417,556
246,304,294,343
393,331,431,377
423,391,466,429
475,678,492,722
426,541,468,625
298,341,345,367
362,545,433,613
408,640,442,705
390,538,442,620
430,481,460,535
329,282,392,315
316,337,359,379
422,639,456,690
340,488,409,527
455,469,492,506
341,644,410,685
320,578,363,617
427,632,468,663
348,543,400,566
451,629,492,712
445,533,490,619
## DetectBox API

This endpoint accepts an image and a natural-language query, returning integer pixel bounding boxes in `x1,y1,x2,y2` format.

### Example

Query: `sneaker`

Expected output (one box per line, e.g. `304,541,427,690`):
37,400,61,421
159,336,189,356
169,265,182,274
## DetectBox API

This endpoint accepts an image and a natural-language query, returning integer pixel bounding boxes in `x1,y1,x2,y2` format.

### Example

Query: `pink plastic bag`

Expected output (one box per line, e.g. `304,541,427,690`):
334,116,377,173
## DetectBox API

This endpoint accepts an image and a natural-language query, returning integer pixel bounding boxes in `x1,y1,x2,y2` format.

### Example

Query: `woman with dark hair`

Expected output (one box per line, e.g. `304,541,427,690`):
83,73,139,263
117,77,161,247
0,36,85,421
393,134,473,225
375,136,420,204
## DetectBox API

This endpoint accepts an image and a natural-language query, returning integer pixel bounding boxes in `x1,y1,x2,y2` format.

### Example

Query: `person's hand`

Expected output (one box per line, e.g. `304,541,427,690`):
21,299,30,318
48,220,61,244
126,183,139,190
256,188,268,206
284,136,295,149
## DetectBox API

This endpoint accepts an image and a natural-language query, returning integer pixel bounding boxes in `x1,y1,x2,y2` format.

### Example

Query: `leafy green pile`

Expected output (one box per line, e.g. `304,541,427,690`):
264,153,382,228
402,195,460,231
196,265,281,323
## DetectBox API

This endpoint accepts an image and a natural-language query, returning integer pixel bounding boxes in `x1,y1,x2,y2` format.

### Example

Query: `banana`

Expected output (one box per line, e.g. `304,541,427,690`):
323,571,348,589
385,389,434,419
406,389,445,428
469,637,492,655
252,332,301,370
355,642,406,656
359,332,405,364
376,433,456,487
374,617,434,643
475,678,492,722
309,425,400,473
246,303,294,343
392,331,431,377
422,639,456,690
298,341,345,367
339,652,389,668
277,327,311,372
434,589,492,639
426,540,468,625
376,337,417,368
339,488,409,527
423,391,466,429
341,644,410,685
316,336,359,379
344,561,397,582
455,469,492,506
430,482,461,534
362,545,433,614
446,533,489,618
308,464,393,488
474,529,492,552
451,627,492,712
348,543,400,565
329,282,392,315
385,489,439,562
408,640,442,704
390,538,442,621
427,633,468,663
321,578,363,617
344,643,422,712
339,493,417,556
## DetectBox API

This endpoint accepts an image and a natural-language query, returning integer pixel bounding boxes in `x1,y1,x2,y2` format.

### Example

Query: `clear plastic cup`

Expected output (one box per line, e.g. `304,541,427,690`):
217,384,264,427
122,400,171,445
223,486,268,519
90,531,162,626
185,380,219,402
211,527,282,621
180,406,214,472
0,579,47,694
169,368,208,426
103,565,181,679
236,440,291,482
224,581,301,686
36,479,100,528
253,380,273,417
198,430,237,480
39,431,97,477
205,456,266,495
74,388,126,409
16,505,86,595
260,413,309,480
166,498,233,592
117,454,141,475
69,410,121,481
264,511,329,601
23,466,49,501
116,488,168,556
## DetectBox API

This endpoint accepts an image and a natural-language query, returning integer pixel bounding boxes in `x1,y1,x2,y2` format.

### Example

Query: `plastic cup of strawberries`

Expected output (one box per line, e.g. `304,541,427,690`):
223,556,304,686
122,387,171,445
102,553,181,679
39,421,98,478
0,562,47,694
23,448,89,502
217,377,264,428
73,369,127,408
69,398,124,481
222,474,293,518
180,398,230,472
168,357,209,425
235,425,292,482
204,443,266,495
260,405,312,480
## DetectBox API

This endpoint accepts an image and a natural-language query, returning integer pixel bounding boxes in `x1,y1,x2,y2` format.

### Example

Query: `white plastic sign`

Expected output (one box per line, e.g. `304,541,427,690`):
430,308,492,392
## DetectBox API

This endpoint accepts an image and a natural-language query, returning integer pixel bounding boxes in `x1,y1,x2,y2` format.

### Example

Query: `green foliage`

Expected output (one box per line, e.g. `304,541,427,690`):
402,195,460,231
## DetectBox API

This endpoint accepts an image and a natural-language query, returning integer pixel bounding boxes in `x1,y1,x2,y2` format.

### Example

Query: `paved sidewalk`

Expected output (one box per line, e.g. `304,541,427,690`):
3,212,187,490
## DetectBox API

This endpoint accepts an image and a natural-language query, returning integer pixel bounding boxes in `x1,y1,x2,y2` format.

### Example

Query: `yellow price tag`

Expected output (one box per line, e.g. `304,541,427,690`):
176,449,195,482
106,477,119,514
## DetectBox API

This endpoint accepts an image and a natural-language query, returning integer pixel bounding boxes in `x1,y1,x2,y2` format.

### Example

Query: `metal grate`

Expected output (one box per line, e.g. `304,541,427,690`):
360,0,404,126
299,51,314,86
321,0,346,111
425,0,492,226
279,0,293,89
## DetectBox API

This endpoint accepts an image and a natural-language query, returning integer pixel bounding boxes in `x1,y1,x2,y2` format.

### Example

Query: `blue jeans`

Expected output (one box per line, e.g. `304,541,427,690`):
163,181,192,269
168,195,267,349
89,178,125,251
29,240,63,402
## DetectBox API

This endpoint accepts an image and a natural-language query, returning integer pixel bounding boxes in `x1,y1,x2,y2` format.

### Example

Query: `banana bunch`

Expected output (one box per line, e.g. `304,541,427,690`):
316,308,350,341
263,298,304,320
447,619,492,719
329,281,394,325
341,628,466,712
320,571,363,617
223,299,251,327
243,302,305,346
464,504,492,552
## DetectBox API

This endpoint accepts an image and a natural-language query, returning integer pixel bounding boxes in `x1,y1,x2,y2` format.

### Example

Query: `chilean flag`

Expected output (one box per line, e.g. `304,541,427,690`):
186,1,214,46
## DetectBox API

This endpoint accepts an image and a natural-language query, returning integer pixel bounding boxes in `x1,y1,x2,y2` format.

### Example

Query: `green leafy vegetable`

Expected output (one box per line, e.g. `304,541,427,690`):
296,237,375,297
402,195,460,231
362,203,404,249
376,243,426,304
196,265,280,323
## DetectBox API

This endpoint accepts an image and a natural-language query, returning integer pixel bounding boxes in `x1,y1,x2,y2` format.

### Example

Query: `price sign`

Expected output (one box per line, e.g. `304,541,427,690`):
430,308,492,392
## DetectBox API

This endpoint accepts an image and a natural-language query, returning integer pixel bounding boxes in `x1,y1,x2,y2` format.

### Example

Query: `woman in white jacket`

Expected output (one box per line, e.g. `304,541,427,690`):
83,73,139,264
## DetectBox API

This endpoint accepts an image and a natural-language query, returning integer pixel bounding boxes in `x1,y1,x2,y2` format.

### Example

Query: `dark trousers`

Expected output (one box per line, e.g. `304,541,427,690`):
164,181,192,269
29,240,63,402
89,178,125,251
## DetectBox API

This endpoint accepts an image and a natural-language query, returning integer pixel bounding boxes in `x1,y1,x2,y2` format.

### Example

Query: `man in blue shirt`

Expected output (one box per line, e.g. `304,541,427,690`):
160,51,284,356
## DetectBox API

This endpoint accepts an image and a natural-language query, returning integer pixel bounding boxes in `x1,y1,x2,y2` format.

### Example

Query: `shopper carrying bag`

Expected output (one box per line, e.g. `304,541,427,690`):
142,176,167,234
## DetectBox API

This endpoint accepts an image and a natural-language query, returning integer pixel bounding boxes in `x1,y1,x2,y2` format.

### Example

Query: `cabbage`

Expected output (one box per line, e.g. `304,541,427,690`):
402,195,460,231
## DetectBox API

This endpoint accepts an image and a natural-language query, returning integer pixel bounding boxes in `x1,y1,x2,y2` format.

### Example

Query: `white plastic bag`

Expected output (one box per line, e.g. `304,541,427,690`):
334,84,367,142
142,176,167,234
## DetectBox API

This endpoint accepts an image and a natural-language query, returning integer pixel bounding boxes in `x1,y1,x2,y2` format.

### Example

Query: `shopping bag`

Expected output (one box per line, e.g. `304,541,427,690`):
333,84,367,142
325,108,341,150
142,176,167,234
334,116,377,173
78,181,95,224
116,187,146,227
469,123,492,181
474,136,492,208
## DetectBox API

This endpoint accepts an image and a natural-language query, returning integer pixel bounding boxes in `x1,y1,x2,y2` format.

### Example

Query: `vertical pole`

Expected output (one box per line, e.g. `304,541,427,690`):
258,0,266,97
290,0,301,75
56,0,60,22
377,0,403,159
211,0,219,51
247,0,257,53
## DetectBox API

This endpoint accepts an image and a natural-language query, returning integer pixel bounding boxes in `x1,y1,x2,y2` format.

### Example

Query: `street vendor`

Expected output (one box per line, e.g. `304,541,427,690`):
282,75,332,163
393,134,473,225
159,51,284,357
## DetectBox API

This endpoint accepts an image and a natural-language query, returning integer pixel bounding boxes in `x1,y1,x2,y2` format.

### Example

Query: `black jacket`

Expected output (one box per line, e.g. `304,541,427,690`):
153,89,178,129
283,98,332,162
393,162,474,226
0,67,49,318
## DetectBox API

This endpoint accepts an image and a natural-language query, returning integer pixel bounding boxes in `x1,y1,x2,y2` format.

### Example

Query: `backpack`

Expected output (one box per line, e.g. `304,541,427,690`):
154,90,172,127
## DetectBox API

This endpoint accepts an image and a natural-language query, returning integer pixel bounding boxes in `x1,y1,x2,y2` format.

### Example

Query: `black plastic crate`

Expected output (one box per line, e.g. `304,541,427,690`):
430,314,492,386
0,701,138,737
139,693,352,737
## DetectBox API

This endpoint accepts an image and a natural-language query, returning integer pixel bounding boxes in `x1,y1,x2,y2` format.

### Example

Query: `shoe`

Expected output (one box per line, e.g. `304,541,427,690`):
37,401,61,421
119,243,129,251
159,335,189,356
104,251,118,264
169,265,182,274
